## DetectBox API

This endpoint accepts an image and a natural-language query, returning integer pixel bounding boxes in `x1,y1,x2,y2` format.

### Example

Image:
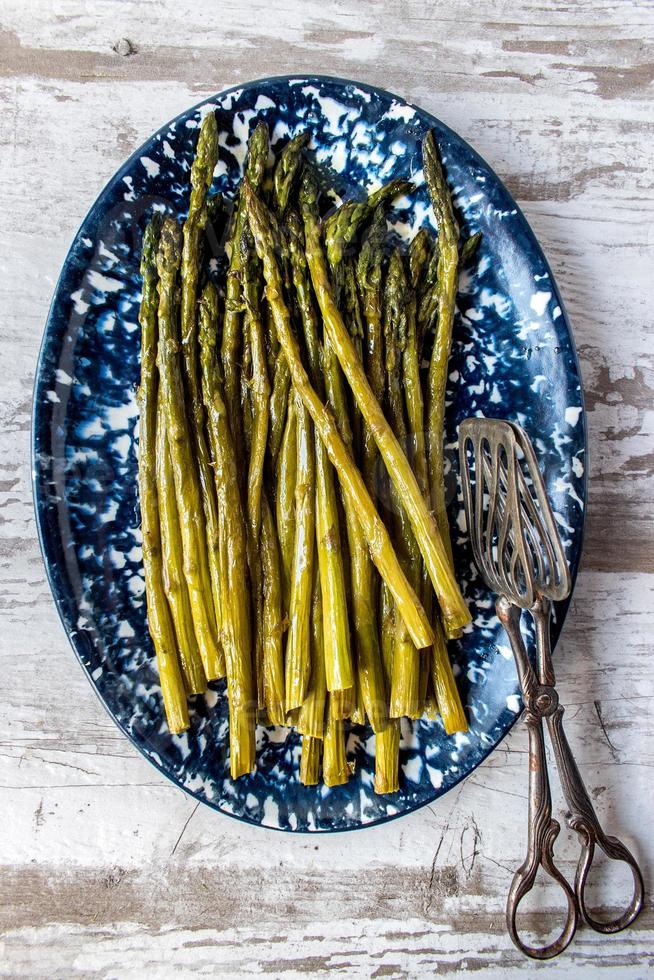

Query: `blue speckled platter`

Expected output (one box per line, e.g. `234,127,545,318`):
32,75,586,832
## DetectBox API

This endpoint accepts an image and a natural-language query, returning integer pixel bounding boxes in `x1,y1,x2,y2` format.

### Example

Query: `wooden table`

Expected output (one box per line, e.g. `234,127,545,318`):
1,1,652,975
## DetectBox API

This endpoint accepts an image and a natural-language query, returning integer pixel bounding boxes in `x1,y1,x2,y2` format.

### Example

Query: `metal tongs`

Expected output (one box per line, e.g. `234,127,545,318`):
459,417,643,959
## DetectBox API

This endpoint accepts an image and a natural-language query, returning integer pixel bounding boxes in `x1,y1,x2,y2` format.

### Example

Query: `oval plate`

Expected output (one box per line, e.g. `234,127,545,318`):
32,75,586,832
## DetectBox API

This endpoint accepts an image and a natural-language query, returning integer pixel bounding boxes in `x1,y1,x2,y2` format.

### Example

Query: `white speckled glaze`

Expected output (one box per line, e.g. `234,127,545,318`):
32,75,586,832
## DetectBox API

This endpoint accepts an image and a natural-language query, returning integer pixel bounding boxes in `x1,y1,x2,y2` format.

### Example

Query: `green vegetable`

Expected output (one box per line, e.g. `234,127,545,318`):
244,178,434,653
300,736,322,785
198,280,255,777
155,396,208,696
323,693,350,787
179,111,225,660
276,398,297,614
375,584,400,794
423,129,459,573
273,130,310,216
285,394,315,710
137,214,189,734
221,122,269,479
286,210,353,696
261,492,285,725
156,217,223,681
298,566,327,739
300,171,471,640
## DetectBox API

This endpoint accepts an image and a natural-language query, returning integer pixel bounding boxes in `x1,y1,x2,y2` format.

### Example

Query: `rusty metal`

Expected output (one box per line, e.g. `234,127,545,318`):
459,417,644,959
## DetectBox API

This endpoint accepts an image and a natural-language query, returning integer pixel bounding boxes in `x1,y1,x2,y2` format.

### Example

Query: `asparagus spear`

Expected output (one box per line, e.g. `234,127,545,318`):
300,736,322,785
404,241,467,730
276,398,297,614
261,492,285,725
309,176,391,726
340,258,390,729
286,211,353,695
273,130,310,216
400,249,429,502
432,618,467,734
423,129,459,569
460,230,482,266
417,243,440,353
156,218,223,681
198,281,255,777
422,132,470,732
155,396,207,696
179,113,225,659
137,215,189,734
244,179,433,652
356,204,386,492
331,686,357,722
324,178,413,270
384,250,423,719
268,358,292,467
241,226,271,710
285,394,315,710
221,122,269,473
375,584,400,794
323,692,350,787
300,174,471,639
297,564,327,739
408,227,432,291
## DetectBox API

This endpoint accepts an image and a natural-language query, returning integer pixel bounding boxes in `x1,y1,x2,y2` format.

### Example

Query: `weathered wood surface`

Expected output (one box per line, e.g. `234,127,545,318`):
0,0,652,976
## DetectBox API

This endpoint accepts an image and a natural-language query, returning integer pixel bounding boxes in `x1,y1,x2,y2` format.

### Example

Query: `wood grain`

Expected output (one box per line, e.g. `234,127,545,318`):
0,0,652,975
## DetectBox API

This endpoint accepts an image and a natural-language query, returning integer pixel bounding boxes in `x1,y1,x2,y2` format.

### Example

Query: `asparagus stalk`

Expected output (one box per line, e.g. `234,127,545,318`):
331,686,357,721
268,358,292,466
341,258,390,730
156,218,223,681
180,112,225,648
221,122,269,473
312,177,391,727
384,250,423,719
460,230,482,266
276,398,297,614
241,226,271,710
356,205,387,493
297,564,327,738
323,692,350,787
300,736,322,785
285,394,315,710
244,179,433,652
137,215,189,734
324,178,413,270
273,130,310,216
421,132,470,732
408,227,432,291
155,396,207,696
417,243,440,354
431,618,467,734
423,129,459,568
375,583,400,794
286,211,353,695
198,281,255,777
399,250,429,501
261,492,285,725
405,239,468,730
300,174,471,639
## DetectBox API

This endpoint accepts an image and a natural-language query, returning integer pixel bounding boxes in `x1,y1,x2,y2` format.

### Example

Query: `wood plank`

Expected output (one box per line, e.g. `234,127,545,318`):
0,0,652,974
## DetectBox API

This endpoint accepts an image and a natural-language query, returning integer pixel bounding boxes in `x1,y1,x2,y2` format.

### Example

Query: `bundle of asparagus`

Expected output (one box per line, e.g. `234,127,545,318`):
137,110,479,791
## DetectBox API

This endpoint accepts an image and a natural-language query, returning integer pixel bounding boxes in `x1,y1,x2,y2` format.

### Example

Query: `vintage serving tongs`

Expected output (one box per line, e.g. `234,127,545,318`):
459,417,643,959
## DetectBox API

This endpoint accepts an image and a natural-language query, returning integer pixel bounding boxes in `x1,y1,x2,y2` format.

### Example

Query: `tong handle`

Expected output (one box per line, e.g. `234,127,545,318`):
530,598,645,934
547,707,644,933
497,598,578,958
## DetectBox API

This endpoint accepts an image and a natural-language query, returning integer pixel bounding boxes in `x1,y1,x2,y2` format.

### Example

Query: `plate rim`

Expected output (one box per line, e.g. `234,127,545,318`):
31,72,588,833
